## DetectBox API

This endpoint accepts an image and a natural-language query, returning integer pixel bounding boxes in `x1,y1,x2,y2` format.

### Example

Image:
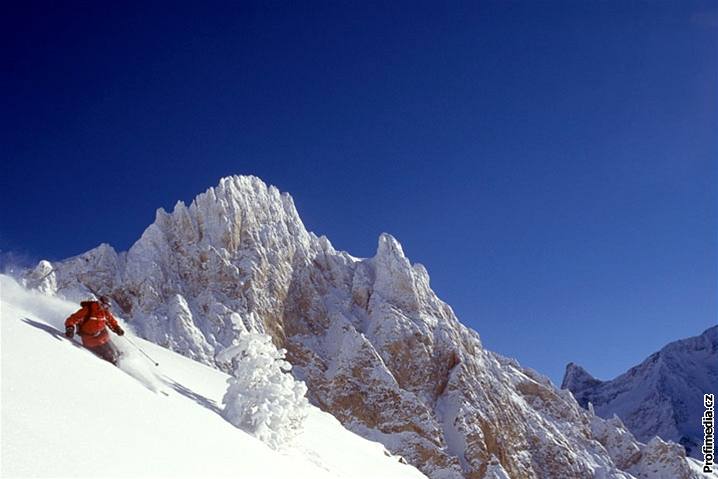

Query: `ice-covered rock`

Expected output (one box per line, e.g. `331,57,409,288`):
24,175,704,479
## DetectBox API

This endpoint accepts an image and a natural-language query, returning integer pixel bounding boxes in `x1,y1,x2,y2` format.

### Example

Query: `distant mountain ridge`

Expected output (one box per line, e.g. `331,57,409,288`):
562,325,718,459
23,175,706,478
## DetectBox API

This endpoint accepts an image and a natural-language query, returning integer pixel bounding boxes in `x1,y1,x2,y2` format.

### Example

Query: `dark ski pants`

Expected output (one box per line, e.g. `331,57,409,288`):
88,341,121,365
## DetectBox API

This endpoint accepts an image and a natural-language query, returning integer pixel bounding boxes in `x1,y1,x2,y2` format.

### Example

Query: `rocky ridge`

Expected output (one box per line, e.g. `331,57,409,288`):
24,175,706,478
562,325,718,460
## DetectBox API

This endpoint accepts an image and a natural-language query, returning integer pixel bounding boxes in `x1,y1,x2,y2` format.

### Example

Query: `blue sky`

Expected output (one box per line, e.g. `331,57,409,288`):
2,1,716,384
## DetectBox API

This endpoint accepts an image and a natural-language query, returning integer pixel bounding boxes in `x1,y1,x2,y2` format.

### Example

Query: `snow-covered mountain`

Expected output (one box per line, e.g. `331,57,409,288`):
21,175,707,478
1,275,425,478
562,325,718,459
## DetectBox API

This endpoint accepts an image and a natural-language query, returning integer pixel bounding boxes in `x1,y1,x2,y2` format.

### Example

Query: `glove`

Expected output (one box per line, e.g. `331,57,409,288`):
65,325,74,338
116,327,125,336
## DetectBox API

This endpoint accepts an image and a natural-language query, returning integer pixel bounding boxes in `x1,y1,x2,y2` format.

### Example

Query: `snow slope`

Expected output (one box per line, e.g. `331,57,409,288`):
562,325,718,459
0,275,426,479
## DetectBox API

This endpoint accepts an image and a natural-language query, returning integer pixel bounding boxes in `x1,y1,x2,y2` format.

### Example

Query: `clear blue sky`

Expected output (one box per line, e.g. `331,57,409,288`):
2,1,716,384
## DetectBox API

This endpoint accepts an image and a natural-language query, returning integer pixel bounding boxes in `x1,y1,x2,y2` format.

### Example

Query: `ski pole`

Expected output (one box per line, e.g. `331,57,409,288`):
124,336,159,366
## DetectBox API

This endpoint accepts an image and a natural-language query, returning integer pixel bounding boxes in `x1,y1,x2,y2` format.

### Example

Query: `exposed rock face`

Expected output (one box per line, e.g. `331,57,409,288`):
562,326,718,460
25,175,704,478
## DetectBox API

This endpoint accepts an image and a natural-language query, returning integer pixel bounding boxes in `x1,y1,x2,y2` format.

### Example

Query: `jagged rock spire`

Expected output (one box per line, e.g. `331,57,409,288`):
24,175,704,479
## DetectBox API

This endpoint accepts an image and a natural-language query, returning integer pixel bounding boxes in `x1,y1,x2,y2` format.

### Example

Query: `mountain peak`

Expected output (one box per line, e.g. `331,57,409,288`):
206,175,297,213
561,362,602,409
563,326,718,459
561,362,599,388
376,232,406,259
25,176,704,479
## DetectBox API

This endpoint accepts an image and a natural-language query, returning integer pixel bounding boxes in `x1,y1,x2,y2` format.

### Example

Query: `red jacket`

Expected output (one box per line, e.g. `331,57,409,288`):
65,301,122,348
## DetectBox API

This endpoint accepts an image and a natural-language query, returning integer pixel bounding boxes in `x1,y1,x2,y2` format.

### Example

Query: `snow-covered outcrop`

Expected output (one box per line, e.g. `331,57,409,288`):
562,326,718,459
23,175,706,478
1,274,426,478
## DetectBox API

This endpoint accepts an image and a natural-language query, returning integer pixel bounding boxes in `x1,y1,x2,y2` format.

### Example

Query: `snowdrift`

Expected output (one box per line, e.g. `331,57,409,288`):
0,275,426,479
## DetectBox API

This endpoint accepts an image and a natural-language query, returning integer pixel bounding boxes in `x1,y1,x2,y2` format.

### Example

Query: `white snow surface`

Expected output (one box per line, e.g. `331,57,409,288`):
0,275,426,479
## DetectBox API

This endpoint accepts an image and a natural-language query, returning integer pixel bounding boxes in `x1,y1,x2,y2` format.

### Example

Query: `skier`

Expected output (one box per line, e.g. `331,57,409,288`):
65,295,125,365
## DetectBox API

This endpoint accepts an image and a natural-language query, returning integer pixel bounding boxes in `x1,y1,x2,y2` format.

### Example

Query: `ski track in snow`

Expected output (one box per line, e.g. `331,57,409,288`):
0,275,426,479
